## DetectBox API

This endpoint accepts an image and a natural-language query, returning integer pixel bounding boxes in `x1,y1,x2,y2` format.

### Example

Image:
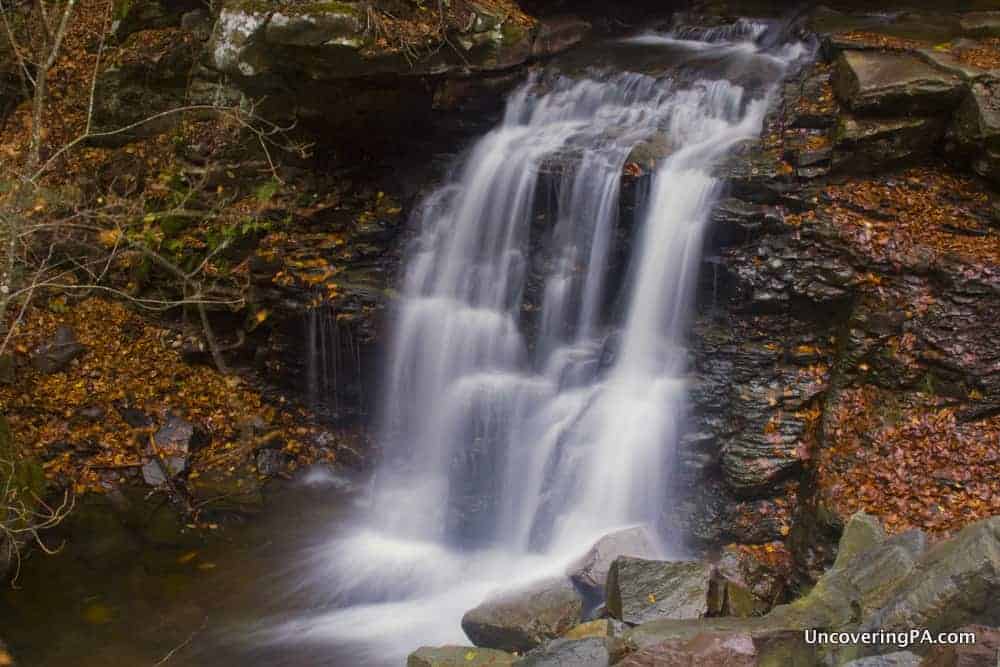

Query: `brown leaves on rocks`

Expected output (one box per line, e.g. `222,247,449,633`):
1,299,332,496
818,386,1000,536
794,168,999,268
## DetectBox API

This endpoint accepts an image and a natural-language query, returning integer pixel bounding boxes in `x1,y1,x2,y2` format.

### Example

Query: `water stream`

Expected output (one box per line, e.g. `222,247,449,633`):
260,21,811,666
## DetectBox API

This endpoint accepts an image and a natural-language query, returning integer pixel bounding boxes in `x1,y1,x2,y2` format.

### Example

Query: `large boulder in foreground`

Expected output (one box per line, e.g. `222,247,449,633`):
606,558,714,625
861,517,1000,637
462,577,583,653
566,527,662,599
407,645,514,667
833,50,964,115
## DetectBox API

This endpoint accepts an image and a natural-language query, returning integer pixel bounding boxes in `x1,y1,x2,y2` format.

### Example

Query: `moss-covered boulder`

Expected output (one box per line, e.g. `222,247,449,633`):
860,517,1000,639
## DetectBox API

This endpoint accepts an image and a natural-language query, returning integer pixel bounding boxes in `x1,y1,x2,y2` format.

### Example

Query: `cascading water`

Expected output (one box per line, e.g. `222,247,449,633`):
264,19,811,665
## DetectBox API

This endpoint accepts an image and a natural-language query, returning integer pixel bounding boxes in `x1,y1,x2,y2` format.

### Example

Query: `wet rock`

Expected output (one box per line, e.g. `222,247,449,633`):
833,114,946,173
255,447,292,477
960,12,1000,38
514,637,612,666
142,414,196,486
617,631,757,667
833,50,964,116
462,577,583,653
622,618,815,664
715,546,786,618
30,326,86,374
566,527,662,599
920,625,1000,666
861,517,1000,638
606,558,714,625
951,76,1000,185
407,645,515,667
531,17,591,58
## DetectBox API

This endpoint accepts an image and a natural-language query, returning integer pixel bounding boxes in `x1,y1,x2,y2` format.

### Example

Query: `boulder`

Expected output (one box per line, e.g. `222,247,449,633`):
833,50,964,115
606,558,714,625
960,12,1000,38
616,632,757,667
951,76,1000,185
462,577,584,653
715,546,785,618
407,646,515,667
30,326,86,374
142,414,196,486
513,637,613,666
770,527,928,629
566,527,662,599
531,17,591,58
833,114,946,173
833,512,886,570
861,517,1000,637
920,625,1000,666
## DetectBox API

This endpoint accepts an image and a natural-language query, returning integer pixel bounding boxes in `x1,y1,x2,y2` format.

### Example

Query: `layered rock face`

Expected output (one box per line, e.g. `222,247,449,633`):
672,3,1000,586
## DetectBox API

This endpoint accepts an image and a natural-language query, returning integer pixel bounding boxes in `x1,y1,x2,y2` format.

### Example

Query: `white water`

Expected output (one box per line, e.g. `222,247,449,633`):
264,22,810,666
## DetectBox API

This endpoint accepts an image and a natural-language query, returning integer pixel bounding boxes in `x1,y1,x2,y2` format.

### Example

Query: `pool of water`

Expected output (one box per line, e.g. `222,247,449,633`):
0,469,373,666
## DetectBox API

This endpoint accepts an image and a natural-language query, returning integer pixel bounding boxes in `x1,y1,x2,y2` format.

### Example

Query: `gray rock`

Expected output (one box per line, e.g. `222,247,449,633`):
606,558,714,625
833,114,946,173
255,448,291,477
952,76,1000,185
861,517,1000,636
833,50,964,115
566,527,662,599
617,631,757,667
142,415,196,486
531,17,590,58
960,11,1000,38
832,512,885,570
514,637,611,666
462,577,583,653
407,645,515,667
30,326,86,374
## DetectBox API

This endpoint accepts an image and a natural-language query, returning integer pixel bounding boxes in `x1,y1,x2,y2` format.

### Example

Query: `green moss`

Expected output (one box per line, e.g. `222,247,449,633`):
500,19,529,46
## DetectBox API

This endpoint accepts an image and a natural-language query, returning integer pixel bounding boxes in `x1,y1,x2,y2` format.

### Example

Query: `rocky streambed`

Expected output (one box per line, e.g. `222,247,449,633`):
408,513,1000,666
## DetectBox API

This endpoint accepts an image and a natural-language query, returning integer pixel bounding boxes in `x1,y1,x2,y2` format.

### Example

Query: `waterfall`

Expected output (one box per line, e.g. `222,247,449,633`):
266,20,811,665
